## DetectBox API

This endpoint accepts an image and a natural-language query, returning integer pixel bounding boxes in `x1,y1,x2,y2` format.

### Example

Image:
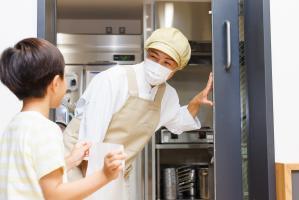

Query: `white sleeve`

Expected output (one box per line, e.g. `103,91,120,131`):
77,73,115,143
163,88,201,135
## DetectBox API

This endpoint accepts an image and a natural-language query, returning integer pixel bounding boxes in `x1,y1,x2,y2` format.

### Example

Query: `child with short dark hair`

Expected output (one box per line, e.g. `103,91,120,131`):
0,38,126,200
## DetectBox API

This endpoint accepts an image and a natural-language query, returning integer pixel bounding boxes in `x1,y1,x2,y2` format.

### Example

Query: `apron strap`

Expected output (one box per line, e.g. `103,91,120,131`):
154,83,166,106
125,67,139,96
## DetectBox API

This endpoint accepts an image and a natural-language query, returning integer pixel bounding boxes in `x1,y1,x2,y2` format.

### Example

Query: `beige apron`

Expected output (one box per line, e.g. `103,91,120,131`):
63,66,165,181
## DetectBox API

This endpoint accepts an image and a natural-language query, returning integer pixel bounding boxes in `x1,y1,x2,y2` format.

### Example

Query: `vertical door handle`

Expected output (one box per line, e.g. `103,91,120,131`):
224,20,232,70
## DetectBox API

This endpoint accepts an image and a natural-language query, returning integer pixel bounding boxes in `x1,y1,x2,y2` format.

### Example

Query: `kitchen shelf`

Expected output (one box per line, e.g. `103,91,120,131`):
191,52,212,56
156,143,214,149
157,198,212,200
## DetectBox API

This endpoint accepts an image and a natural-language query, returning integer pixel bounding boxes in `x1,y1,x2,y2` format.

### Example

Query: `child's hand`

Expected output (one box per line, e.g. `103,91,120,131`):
67,141,91,170
103,150,127,181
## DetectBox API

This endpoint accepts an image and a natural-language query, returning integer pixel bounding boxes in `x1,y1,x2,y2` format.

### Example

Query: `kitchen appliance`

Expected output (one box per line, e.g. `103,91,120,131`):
56,33,142,65
84,61,117,88
55,64,83,126
159,127,214,144
55,33,142,126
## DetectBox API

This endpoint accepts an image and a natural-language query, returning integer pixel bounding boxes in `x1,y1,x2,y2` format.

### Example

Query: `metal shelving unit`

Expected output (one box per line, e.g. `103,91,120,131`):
156,144,214,150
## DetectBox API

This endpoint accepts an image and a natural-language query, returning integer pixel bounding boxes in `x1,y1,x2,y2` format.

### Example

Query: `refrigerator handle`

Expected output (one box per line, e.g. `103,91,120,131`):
224,20,232,70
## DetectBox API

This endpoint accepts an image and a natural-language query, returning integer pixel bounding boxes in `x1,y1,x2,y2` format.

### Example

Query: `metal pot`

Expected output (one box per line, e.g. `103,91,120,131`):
163,168,177,200
198,167,210,199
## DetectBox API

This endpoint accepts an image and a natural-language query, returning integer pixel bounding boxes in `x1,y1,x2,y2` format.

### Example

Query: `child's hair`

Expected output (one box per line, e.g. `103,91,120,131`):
0,38,65,100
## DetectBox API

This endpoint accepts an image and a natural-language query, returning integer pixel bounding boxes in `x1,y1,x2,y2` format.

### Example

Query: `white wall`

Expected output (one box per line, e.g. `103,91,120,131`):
271,0,299,162
0,0,37,132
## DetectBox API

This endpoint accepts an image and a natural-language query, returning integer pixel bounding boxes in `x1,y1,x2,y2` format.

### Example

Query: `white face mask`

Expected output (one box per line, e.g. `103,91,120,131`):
143,58,172,86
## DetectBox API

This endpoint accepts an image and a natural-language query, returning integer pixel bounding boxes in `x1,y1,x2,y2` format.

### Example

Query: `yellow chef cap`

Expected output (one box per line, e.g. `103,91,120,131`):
145,27,191,69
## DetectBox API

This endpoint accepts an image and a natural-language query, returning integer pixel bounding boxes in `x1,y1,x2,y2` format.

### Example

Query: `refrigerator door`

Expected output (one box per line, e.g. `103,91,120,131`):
212,0,243,198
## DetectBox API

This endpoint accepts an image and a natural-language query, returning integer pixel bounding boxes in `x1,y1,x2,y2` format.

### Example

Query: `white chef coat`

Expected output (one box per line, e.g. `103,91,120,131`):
76,62,201,142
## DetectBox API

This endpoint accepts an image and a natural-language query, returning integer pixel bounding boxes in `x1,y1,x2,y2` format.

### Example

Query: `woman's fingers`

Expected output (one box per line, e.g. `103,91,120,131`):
205,73,213,92
205,100,214,106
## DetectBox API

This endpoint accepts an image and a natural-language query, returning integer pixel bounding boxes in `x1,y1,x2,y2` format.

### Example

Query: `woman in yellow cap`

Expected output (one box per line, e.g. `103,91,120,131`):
63,27,213,199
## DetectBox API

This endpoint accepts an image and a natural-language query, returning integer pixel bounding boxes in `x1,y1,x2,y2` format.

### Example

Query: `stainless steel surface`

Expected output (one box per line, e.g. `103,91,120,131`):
57,33,142,65
55,105,70,125
64,65,84,106
84,64,117,89
156,149,161,199
55,65,84,125
151,136,156,200
143,0,154,45
163,168,177,200
225,20,232,70
155,1,211,42
136,151,145,200
159,128,214,144
144,145,149,200
155,149,214,200
198,168,210,199
57,0,143,20
156,144,213,150
143,1,154,199
155,1,212,66
176,166,196,198
145,137,155,200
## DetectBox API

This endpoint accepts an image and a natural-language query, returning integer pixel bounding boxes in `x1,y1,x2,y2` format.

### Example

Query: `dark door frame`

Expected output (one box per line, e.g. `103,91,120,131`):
37,0,56,44
244,0,276,199
37,0,57,121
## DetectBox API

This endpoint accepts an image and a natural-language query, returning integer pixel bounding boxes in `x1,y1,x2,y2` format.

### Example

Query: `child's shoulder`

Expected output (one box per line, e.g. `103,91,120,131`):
3,111,62,147
11,111,61,134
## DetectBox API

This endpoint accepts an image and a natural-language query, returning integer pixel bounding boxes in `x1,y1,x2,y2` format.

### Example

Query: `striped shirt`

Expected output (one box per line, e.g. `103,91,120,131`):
0,111,65,200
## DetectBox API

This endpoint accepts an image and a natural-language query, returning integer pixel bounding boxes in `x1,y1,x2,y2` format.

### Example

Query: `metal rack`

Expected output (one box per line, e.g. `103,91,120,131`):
145,128,214,200
156,144,213,150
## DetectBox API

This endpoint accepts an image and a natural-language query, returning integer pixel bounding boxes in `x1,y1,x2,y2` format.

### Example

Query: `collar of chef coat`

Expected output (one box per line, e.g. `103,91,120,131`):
75,62,162,116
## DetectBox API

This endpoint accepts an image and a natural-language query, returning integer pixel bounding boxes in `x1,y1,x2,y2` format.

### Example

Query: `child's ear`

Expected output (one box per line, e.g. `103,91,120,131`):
50,75,61,92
